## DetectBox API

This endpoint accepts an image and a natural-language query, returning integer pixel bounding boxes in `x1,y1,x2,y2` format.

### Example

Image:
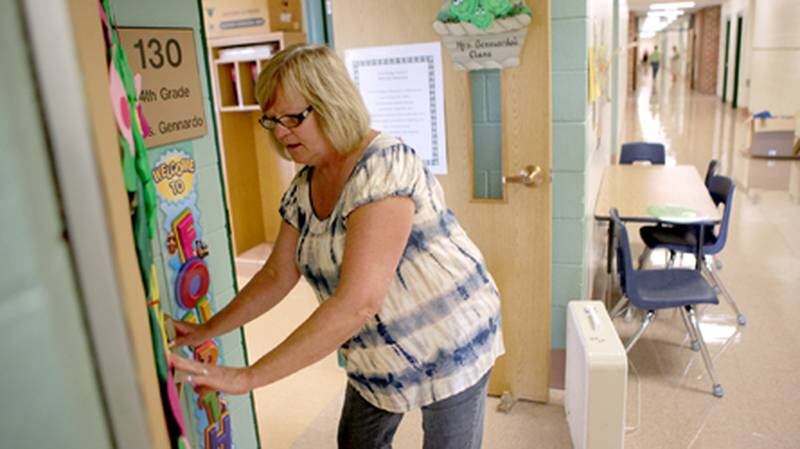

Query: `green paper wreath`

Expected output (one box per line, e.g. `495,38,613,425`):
437,0,532,30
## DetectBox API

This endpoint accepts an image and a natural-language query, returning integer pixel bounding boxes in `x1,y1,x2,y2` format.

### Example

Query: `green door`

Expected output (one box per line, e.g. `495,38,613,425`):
732,15,744,109
722,18,731,103
0,1,112,447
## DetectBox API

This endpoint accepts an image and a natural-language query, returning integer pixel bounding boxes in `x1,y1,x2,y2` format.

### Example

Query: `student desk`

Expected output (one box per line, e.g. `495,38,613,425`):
593,164,721,302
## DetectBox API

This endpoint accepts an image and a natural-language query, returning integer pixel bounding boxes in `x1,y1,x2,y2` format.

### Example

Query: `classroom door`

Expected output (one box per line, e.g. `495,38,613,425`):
732,15,744,109
722,18,731,103
333,0,552,402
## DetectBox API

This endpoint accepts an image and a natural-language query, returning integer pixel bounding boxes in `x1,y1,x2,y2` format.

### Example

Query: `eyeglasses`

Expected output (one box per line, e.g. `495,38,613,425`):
258,105,314,131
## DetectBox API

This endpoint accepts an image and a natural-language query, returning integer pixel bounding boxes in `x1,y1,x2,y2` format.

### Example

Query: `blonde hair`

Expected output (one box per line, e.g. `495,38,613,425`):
255,44,371,155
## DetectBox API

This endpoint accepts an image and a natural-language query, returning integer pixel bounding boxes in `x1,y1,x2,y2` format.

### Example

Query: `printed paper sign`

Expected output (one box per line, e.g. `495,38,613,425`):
345,42,448,175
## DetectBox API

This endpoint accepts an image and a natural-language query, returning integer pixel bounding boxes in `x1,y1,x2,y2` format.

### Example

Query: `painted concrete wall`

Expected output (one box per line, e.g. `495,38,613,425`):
718,0,800,128
108,0,258,447
551,0,628,351
0,1,111,446
584,0,616,305
747,0,800,121
551,0,590,350
611,0,630,156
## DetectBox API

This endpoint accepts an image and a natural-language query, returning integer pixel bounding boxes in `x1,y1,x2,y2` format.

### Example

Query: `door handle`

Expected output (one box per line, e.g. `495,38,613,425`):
502,165,544,187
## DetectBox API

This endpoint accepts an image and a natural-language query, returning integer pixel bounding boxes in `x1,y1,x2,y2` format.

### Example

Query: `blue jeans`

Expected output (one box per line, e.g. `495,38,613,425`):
337,371,491,449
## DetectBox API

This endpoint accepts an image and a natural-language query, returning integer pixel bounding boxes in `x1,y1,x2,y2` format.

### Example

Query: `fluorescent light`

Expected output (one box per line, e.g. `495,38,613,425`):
646,10,684,20
639,7,685,36
650,1,695,9
647,9,685,16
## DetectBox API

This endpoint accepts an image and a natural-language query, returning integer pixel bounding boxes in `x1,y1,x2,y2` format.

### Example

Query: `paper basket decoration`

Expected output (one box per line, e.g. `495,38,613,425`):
433,0,532,71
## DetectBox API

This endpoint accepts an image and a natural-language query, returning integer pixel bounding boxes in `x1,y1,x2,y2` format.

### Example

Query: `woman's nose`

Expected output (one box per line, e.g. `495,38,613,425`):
272,123,291,140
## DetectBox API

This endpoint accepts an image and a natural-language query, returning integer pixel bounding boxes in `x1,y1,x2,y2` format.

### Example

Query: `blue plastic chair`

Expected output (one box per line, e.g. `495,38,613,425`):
638,173,745,325
619,142,666,165
610,208,724,398
637,159,720,268
703,159,720,186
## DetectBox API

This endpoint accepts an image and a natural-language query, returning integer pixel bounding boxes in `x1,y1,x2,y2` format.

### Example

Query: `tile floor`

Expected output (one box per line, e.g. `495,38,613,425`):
240,75,800,448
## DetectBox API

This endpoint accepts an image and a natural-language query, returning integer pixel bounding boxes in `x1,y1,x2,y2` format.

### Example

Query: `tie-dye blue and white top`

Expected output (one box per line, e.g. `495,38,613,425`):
279,133,505,412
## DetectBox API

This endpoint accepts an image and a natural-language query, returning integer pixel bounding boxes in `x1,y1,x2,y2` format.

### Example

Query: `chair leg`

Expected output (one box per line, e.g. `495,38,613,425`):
666,250,676,269
704,259,746,326
638,247,652,269
679,306,700,352
686,306,724,398
605,271,615,303
609,296,630,320
625,310,655,352
623,304,635,323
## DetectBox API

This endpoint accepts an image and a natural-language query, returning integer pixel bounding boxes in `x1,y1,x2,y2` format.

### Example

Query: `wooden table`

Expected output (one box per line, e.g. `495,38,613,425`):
594,165,721,223
594,165,722,303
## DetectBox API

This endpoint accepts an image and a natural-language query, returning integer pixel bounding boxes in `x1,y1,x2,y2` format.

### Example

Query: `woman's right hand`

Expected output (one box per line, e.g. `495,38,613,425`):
171,320,212,348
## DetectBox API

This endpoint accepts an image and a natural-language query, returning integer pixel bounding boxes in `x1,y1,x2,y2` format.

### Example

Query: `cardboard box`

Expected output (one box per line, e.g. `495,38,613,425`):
265,0,303,32
749,116,796,158
202,0,302,40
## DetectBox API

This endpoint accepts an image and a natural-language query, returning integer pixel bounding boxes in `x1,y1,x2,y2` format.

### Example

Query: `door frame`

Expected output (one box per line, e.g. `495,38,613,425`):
20,0,159,447
722,18,731,102
303,0,335,46
732,14,743,109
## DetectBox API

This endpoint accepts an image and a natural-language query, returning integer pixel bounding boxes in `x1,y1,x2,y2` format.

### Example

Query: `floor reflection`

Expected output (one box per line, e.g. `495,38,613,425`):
627,76,800,204
620,74,800,448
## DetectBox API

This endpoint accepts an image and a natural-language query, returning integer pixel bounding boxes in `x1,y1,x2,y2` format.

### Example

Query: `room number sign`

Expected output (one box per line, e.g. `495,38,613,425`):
118,28,208,148
132,37,184,69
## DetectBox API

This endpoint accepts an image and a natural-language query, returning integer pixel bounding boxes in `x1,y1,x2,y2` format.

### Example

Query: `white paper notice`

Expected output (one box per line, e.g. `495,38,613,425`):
345,42,447,175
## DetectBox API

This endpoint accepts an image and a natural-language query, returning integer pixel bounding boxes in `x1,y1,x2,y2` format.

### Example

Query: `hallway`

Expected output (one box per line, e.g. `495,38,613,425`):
244,78,800,448
617,77,800,448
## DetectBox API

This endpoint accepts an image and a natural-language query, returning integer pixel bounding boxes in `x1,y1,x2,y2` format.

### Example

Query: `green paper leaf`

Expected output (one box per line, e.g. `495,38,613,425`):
472,9,494,29
483,0,514,17
443,0,529,28
120,136,137,192
148,306,167,380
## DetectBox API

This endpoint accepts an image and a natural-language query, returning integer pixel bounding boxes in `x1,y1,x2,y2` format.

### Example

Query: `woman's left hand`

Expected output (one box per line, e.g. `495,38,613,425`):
170,353,252,395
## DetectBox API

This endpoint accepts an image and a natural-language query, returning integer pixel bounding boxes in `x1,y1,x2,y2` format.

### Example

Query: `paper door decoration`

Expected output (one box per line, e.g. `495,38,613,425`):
99,0,232,446
152,149,233,449
433,0,533,71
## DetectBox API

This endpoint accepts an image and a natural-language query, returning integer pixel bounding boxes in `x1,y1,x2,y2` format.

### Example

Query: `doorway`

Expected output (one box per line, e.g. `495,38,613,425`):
722,18,731,103
332,0,553,402
732,15,743,108
303,0,335,45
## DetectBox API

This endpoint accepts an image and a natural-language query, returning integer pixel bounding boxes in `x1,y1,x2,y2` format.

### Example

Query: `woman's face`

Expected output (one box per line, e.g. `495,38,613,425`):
265,84,336,166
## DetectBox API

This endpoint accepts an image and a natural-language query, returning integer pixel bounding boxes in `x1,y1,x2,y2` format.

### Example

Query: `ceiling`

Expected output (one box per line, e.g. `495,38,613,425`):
626,0,724,14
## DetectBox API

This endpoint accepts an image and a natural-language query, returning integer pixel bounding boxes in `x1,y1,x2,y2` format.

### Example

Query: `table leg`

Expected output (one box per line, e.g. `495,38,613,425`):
605,220,615,305
695,223,705,270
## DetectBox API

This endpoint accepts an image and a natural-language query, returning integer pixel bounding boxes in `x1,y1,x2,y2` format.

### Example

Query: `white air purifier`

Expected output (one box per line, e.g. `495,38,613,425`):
565,300,627,449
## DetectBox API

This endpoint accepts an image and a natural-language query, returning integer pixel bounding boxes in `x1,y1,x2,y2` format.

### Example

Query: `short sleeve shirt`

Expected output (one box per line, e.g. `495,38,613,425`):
279,133,505,412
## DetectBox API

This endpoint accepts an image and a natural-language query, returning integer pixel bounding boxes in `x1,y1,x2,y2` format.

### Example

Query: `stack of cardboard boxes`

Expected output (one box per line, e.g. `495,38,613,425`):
202,0,302,40
749,116,799,158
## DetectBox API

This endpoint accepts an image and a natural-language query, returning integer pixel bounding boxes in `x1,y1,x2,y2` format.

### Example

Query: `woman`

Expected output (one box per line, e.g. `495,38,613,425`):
171,44,505,449
670,45,681,82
